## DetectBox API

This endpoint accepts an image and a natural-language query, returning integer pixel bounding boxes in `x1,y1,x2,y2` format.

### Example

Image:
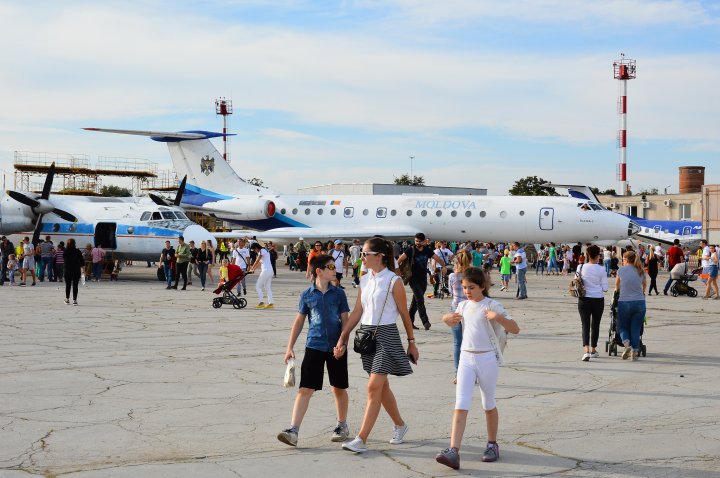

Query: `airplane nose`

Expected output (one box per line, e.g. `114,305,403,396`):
629,220,641,236
182,224,214,246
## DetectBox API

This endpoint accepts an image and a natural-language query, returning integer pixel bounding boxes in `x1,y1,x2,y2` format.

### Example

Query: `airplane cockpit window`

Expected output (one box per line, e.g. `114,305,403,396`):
175,212,188,219
140,212,151,221
152,212,162,220
589,203,602,210
161,211,177,219
579,203,590,211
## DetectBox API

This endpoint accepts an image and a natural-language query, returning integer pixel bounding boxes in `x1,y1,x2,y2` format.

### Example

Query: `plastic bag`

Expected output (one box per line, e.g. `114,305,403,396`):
283,358,296,388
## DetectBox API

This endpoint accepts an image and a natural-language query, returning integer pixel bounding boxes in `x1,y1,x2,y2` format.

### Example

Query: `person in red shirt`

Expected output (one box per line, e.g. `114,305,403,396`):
663,239,685,295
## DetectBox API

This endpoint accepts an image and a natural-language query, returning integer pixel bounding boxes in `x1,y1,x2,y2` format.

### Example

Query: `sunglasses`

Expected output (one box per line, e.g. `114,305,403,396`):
361,251,381,258
321,264,337,270
315,244,322,247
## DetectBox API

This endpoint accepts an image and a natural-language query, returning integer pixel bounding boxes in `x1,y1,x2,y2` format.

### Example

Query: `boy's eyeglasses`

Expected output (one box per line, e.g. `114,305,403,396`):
321,264,337,270
361,251,381,258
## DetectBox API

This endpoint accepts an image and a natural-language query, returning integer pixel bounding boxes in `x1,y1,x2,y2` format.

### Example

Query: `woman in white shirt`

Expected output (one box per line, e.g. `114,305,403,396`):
248,243,274,308
578,245,609,361
336,237,419,453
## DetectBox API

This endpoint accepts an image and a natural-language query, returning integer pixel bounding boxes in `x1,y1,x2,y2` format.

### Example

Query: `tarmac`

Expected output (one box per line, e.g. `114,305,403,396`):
1,265,719,478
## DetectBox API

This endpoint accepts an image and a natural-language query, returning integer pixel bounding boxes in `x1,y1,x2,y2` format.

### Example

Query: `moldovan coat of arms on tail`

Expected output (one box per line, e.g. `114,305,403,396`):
200,155,215,176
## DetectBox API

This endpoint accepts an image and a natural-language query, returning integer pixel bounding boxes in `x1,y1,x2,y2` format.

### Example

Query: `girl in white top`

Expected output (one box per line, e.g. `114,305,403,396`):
436,267,519,470
578,245,609,361
336,237,418,454
248,243,274,308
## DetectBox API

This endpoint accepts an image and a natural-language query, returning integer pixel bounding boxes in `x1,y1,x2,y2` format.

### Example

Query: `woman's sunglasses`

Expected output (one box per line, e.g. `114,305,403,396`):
361,251,381,258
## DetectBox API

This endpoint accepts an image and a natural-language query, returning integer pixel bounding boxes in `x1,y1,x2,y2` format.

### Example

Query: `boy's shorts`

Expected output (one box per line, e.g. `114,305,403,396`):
501,274,511,282
300,347,348,390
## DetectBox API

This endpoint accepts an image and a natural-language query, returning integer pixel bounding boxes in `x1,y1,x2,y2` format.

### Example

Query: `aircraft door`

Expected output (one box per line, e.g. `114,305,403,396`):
539,208,554,230
95,222,117,249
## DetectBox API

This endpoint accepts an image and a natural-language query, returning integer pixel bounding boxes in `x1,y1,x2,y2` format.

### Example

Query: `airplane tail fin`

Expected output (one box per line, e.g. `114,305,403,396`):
83,128,273,205
545,183,603,206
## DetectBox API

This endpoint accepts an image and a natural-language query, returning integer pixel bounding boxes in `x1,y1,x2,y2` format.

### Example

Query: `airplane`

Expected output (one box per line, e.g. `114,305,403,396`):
552,184,702,246
0,164,214,261
84,128,641,245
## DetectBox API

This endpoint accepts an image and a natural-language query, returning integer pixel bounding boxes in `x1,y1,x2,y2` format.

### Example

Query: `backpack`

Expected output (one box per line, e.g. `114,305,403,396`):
569,264,586,298
399,247,415,285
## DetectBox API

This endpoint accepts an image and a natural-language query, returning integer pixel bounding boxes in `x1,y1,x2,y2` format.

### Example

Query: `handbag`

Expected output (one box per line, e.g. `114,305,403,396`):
569,264,586,298
399,247,414,285
353,276,395,354
283,358,296,388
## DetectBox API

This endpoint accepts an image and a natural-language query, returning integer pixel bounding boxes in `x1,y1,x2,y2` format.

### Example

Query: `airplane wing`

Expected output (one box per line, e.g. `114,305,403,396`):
212,226,421,241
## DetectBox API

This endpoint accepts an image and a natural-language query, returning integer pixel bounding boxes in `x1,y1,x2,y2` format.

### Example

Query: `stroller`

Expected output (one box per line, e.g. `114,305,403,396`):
669,262,700,297
212,264,248,309
605,290,647,357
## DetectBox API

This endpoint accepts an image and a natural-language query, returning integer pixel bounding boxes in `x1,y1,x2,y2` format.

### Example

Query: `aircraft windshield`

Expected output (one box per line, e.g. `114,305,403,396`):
161,211,177,219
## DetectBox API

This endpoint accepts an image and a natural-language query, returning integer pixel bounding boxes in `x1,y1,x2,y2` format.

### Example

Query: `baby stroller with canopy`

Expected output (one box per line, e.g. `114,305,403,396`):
669,262,700,297
605,290,647,357
212,264,248,309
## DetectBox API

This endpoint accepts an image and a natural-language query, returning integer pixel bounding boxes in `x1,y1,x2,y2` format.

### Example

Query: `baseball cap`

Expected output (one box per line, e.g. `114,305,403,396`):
334,239,343,245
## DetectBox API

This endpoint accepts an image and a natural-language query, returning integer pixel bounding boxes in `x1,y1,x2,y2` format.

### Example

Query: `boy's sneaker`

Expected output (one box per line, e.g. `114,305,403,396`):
482,442,500,462
341,436,367,453
331,424,349,442
590,351,600,358
277,428,298,447
581,353,591,362
389,423,409,444
435,447,460,470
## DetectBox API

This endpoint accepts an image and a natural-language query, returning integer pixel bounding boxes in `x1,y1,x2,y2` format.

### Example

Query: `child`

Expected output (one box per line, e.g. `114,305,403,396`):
499,250,511,291
277,254,350,447
218,259,229,286
436,267,520,470
6,254,17,285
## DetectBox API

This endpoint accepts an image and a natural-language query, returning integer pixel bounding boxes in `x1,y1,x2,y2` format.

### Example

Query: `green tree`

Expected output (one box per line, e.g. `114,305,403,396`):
100,185,132,197
591,187,617,196
636,187,659,196
248,178,265,187
393,174,425,186
508,176,557,196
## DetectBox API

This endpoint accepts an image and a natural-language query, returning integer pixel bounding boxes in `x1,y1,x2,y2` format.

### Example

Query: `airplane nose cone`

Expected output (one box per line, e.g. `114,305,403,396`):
629,220,641,237
182,224,214,246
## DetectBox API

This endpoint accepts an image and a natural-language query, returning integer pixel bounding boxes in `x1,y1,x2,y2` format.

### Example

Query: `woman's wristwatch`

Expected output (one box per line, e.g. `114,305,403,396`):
408,338,416,344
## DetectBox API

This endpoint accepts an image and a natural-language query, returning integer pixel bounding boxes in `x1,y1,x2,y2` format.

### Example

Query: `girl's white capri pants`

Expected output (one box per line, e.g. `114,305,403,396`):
455,350,499,411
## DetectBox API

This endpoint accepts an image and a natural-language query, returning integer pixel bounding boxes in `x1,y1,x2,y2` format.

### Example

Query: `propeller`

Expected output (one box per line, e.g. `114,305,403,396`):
148,175,187,207
6,162,77,244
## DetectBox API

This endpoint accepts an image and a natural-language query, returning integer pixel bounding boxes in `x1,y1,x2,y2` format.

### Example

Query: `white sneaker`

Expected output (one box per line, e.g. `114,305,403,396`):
64,298,70,305
590,351,600,358
342,436,367,453
581,353,591,362
389,423,409,444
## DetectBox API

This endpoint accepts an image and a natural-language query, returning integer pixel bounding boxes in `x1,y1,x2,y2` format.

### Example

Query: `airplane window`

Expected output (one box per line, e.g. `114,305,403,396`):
519,211,525,216
376,207,387,218
436,211,442,217
292,208,298,215
344,207,354,218
53,223,60,232
304,208,310,215
591,204,601,210
544,211,550,216
318,209,323,215
390,210,397,216
465,211,471,218
479,211,486,218
127,226,135,235
69,224,77,232
152,212,161,220
330,209,337,215
363,209,369,216
674,229,679,234
161,211,176,219
280,208,286,214
451,211,457,217
406,210,413,216
140,212,151,221
500,211,507,218
176,212,188,219
421,210,427,217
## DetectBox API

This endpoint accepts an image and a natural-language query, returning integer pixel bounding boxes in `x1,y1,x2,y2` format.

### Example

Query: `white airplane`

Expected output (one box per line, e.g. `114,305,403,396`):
0,164,214,260
85,128,640,244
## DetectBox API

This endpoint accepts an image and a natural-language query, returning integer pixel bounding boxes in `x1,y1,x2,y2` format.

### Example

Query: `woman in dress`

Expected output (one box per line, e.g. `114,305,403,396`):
336,237,419,453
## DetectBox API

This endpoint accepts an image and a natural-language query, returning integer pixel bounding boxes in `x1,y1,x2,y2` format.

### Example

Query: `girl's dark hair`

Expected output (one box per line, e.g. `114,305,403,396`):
250,242,263,251
365,236,395,272
586,244,601,261
462,267,490,294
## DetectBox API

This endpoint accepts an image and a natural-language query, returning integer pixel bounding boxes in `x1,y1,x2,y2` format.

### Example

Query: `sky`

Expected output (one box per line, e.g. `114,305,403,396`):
1,0,719,196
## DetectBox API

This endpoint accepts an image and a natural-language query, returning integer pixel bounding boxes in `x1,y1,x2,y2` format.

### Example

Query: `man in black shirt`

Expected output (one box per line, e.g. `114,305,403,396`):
397,232,448,330
160,241,176,289
1,236,15,285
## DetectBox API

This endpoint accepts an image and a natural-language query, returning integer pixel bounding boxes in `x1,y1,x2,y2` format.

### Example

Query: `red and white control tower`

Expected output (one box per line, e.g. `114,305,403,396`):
613,54,636,196
215,97,233,163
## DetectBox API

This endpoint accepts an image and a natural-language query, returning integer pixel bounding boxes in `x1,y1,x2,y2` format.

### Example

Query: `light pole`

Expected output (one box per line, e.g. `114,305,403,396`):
409,156,414,180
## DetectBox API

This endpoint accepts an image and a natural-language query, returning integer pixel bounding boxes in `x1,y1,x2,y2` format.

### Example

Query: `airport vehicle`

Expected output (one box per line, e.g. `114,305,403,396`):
212,264,248,309
0,165,214,261
85,128,640,244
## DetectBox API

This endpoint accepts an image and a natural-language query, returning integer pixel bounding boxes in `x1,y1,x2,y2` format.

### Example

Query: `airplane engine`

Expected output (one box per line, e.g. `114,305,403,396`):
203,198,276,221
0,196,35,235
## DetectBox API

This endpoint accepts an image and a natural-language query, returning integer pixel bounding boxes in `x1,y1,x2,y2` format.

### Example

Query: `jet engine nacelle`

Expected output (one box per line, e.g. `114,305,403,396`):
203,198,276,220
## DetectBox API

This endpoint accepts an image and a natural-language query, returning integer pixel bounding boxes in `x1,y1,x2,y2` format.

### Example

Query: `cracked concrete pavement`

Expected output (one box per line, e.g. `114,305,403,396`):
1,267,719,477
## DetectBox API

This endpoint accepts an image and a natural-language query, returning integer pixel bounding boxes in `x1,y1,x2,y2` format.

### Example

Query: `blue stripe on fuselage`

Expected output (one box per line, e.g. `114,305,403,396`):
623,215,702,233
184,184,234,206
41,223,185,237
223,214,309,230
